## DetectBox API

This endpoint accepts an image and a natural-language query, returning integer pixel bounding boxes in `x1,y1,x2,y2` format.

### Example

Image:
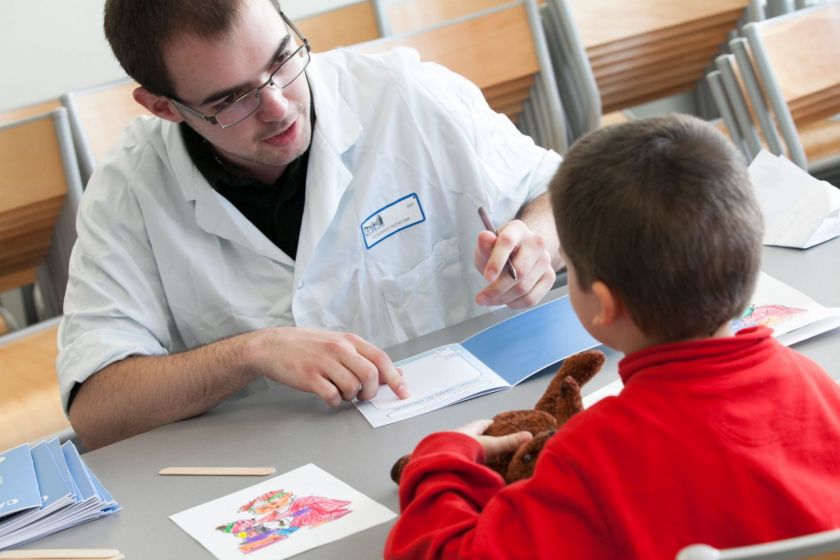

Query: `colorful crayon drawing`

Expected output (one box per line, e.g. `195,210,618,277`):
216,489,352,554
731,304,807,332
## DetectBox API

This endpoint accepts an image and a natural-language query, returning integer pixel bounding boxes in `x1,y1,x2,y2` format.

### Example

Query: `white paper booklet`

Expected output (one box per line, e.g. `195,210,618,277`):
170,464,395,560
733,271,840,346
355,297,599,428
749,150,840,248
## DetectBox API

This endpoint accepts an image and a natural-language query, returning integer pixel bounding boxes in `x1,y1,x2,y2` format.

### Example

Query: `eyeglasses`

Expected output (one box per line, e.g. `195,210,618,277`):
169,12,311,129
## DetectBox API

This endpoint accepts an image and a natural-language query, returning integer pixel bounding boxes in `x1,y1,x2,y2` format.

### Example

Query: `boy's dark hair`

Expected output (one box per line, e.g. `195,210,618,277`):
550,114,763,342
104,0,282,96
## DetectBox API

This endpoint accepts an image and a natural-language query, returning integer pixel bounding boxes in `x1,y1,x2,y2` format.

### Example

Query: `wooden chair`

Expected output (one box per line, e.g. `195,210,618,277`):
0,320,70,450
709,30,840,176
354,0,568,152
0,109,82,450
563,0,751,113
0,99,61,127
677,528,840,560
60,78,149,185
0,109,82,318
384,0,510,35
296,1,383,52
741,3,840,169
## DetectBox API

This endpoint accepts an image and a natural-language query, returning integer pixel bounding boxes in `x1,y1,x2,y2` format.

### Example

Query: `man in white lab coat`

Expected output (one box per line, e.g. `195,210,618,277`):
59,0,564,448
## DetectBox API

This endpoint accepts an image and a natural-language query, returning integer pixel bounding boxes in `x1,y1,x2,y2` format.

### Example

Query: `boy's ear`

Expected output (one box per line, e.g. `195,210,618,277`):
133,87,185,123
590,280,622,327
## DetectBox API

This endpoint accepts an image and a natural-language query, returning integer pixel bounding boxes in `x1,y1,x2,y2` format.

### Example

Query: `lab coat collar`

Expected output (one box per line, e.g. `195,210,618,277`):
160,120,294,266
294,54,363,283
156,52,363,275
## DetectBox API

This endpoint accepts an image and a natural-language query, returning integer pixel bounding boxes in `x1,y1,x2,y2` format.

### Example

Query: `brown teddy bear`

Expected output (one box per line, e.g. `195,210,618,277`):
390,350,607,485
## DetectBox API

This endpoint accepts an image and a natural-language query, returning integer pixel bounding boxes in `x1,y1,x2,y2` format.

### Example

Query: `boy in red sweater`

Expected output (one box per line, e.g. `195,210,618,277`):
384,115,840,560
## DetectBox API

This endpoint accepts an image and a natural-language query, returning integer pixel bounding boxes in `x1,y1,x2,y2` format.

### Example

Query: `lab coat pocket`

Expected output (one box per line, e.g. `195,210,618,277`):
381,237,468,343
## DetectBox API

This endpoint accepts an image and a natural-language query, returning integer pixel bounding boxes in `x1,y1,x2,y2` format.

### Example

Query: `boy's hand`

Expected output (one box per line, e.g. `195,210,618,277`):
473,219,556,309
454,419,533,461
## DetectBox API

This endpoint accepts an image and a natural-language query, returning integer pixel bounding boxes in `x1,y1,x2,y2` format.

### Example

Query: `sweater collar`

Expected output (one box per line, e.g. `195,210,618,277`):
618,326,775,384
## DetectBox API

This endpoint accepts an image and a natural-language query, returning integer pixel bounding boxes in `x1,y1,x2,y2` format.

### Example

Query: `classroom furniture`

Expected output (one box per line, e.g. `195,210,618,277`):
0,99,61,127
566,0,752,114
297,1,385,52
25,236,840,558
384,0,508,34
739,4,840,171
0,109,82,320
677,528,840,560
0,319,70,451
353,0,569,152
706,27,840,179
60,78,149,186
0,108,81,450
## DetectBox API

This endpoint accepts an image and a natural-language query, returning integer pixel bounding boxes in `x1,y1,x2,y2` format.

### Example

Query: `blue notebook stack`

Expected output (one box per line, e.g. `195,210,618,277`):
0,438,120,550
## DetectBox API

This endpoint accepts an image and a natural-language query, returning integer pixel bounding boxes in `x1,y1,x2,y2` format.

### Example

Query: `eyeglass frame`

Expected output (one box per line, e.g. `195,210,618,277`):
167,11,311,129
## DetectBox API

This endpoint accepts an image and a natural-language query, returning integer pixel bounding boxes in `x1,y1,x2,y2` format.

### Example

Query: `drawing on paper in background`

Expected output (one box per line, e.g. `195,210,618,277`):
731,303,807,332
216,489,352,554
170,463,396,560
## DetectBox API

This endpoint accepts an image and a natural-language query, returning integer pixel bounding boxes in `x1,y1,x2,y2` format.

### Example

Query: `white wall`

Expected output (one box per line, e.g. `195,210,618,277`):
0,0,357,113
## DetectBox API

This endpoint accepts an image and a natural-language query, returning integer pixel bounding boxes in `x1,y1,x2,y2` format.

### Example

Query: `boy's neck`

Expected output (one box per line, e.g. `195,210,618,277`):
621,322,733,356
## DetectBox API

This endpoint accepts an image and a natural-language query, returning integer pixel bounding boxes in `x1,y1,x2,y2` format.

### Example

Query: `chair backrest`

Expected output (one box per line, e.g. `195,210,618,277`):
0,108,83,317
353,0,567,151
297,1,382,52
385,0,510,34
0,319,71,450
744,3,840,125
677,529,840,560
0,99,61,127
60,78,149,186
565,0,750,112
741,3,840,168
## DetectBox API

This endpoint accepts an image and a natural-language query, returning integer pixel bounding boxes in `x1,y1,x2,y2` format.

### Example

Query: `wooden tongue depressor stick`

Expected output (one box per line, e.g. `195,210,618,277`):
0,550,122,559
158,467,276,476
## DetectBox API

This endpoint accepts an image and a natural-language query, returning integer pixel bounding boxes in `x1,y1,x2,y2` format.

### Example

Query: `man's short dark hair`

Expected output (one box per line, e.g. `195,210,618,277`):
550,114,763,342
104,0,282,96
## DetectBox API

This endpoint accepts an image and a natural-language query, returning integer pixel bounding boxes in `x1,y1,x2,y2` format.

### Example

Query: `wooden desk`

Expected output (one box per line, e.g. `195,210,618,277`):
25,238,840,559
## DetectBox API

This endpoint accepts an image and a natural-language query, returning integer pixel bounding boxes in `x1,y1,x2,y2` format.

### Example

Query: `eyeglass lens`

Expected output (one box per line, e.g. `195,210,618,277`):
214,46,310,127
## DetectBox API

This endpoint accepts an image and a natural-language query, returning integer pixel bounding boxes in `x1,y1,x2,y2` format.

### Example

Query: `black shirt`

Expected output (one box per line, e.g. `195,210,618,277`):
180,121,311,260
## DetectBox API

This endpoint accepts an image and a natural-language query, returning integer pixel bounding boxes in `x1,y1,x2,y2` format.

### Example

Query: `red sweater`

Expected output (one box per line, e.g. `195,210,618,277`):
384,327,840,560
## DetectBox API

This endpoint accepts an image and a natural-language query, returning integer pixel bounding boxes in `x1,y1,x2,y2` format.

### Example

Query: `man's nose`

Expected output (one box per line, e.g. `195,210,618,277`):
257,83,290,121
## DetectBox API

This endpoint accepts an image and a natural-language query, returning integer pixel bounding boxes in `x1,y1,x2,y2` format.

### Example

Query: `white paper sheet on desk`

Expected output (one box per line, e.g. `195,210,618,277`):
170,464,395,560
749,150,840,249
732,271,840,346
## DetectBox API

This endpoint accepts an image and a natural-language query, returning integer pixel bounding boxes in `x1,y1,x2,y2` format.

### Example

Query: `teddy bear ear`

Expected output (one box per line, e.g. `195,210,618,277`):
390,455,411,485
505,430,556,484
564,350,607,386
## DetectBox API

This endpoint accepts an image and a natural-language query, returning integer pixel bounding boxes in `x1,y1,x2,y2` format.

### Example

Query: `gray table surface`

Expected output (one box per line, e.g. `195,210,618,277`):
30,238,840,559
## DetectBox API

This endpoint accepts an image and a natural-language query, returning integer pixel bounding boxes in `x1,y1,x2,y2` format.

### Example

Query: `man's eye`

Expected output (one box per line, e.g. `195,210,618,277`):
219,90,248,108
275,50,293,65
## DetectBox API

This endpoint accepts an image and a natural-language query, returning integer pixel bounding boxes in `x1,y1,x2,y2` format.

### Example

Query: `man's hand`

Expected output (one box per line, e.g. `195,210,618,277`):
454,419,534,461
251,327,409,406
474,219,556,309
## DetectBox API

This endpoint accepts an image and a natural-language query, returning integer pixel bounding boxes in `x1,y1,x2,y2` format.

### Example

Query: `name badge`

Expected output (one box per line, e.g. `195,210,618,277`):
361,193,426,249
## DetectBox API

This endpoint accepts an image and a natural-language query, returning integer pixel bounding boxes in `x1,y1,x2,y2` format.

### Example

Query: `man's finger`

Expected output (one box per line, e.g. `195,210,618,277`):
340,349,381,401
356,339,409,400
312,377,342,407
474,231,497,278
507,270,555,309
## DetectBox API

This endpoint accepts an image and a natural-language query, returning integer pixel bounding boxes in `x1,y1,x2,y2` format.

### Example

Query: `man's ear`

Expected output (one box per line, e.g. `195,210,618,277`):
133,87,185,123
590,280,622,328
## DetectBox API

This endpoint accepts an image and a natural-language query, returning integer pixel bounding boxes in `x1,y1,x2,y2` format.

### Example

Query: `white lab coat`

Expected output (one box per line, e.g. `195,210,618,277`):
57,48,562,409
